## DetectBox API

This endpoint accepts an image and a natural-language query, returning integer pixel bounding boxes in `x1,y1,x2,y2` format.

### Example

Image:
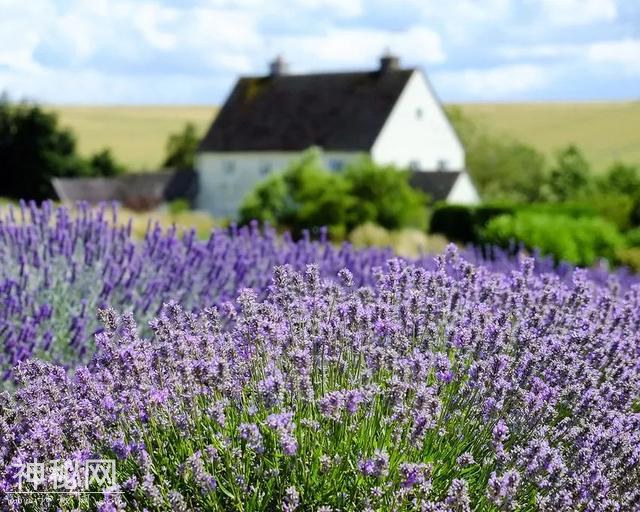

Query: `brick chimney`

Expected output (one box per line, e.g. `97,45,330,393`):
269,55,289,77
379,50,400,72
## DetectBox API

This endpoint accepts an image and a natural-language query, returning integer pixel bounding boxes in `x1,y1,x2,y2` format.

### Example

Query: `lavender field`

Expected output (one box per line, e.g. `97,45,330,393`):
1,202,639,511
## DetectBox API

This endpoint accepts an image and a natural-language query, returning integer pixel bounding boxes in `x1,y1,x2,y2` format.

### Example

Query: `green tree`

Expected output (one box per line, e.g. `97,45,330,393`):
240,149,352,237
239,150,427,238
343,157,427,230
446,106,546,201
0,95,129,200
163,122,199,169
547,145,591,201
598,161,640,196
89,148,125,177
0,95,91,200
467,136,546,202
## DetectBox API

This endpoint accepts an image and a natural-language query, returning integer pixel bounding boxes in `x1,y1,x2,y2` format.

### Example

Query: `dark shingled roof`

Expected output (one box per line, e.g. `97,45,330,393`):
409,171,461,202
199,69,415,152
52,170,198,211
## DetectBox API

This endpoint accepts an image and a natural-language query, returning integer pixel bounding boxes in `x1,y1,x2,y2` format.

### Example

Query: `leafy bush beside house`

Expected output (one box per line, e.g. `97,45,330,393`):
239,150,428,238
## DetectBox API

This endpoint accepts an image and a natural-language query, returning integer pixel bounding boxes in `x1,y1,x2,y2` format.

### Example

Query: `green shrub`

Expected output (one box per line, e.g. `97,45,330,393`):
616,247,640,272
429,203,516,244
349,222,448,258
343,158,428,231
519,202,596,218
480,212,625,266
446,106,547,201
240,150,427,238
547,145,592,202
598,161,640,196
625,227,640,247
429,204,476,243
168,198,191,215
587,193,634,230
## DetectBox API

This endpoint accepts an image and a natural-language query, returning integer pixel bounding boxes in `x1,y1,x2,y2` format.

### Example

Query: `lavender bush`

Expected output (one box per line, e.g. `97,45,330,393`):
1,201,636,385
0,201,393,382
1,247,639,510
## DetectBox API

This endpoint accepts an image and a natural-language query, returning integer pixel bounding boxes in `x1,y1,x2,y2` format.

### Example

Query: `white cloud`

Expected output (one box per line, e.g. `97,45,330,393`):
587,38,640,74
275,26,445,71
293,0,363,18
0,0,635,103
498,43,582,60
132,3,179,51
499,38,640,76
434,64,550,100
537,0,617,26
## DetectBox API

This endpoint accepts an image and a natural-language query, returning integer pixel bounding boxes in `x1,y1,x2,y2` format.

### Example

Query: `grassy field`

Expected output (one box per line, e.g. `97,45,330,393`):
53,102,639,171
54,105,217,170
458,101,640,171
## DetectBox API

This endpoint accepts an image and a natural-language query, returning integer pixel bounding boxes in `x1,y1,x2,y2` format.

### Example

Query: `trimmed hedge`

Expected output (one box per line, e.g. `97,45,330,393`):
480,212,625,267
429,202,599,244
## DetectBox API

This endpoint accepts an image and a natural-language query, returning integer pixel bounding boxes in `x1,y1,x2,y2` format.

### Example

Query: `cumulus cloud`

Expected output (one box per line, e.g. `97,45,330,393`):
433,64,551,100
537,0,617,26
587,39,640,74
0,0,636,102
276,26,444,71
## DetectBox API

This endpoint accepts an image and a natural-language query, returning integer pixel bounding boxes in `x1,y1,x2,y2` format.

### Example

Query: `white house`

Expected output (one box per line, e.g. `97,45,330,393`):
197,54,480,218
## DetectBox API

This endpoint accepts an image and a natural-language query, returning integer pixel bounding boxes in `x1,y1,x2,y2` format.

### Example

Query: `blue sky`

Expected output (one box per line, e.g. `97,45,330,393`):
1,0,639,104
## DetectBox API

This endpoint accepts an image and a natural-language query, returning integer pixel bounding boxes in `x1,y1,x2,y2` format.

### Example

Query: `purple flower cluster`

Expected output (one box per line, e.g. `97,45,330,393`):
0,202,639,510
1,201,637,384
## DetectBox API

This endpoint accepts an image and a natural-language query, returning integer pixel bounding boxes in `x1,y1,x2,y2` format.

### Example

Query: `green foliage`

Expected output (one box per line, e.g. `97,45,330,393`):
241,150,352,238
546,145,591,201
616,247,640,272
587,193,634,231
625,227,640,247
598,161,640,196
447,106,546,202
429,203,518,243
0,96,88,200
348,222,448,258
343,157,427,230
89,148,125,177
163,122,199,169
0,95,127,200
167,198,191,215
240,150,427,238
429,204,478,243
480,212,625,266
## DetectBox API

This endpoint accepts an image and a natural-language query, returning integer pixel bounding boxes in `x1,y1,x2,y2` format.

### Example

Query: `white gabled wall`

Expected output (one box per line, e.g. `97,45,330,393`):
196,150,358,219
371,70,465,171
447,173,480,205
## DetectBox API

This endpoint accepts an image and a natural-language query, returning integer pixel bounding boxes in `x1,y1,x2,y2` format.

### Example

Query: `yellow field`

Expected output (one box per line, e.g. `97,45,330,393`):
54,105,217,170
456,101,640,171
53,102,640,172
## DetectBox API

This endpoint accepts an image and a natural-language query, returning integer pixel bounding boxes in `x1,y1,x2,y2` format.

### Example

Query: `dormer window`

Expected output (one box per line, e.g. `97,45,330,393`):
437,159,448,171
409,160,421,171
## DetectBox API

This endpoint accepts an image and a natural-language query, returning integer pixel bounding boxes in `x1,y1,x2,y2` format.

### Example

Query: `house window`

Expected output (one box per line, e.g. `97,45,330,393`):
259,163,272,176
329,159,344,171
416,107,423,120
409,160,421,171
223,161,235,174
437,159,448,171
